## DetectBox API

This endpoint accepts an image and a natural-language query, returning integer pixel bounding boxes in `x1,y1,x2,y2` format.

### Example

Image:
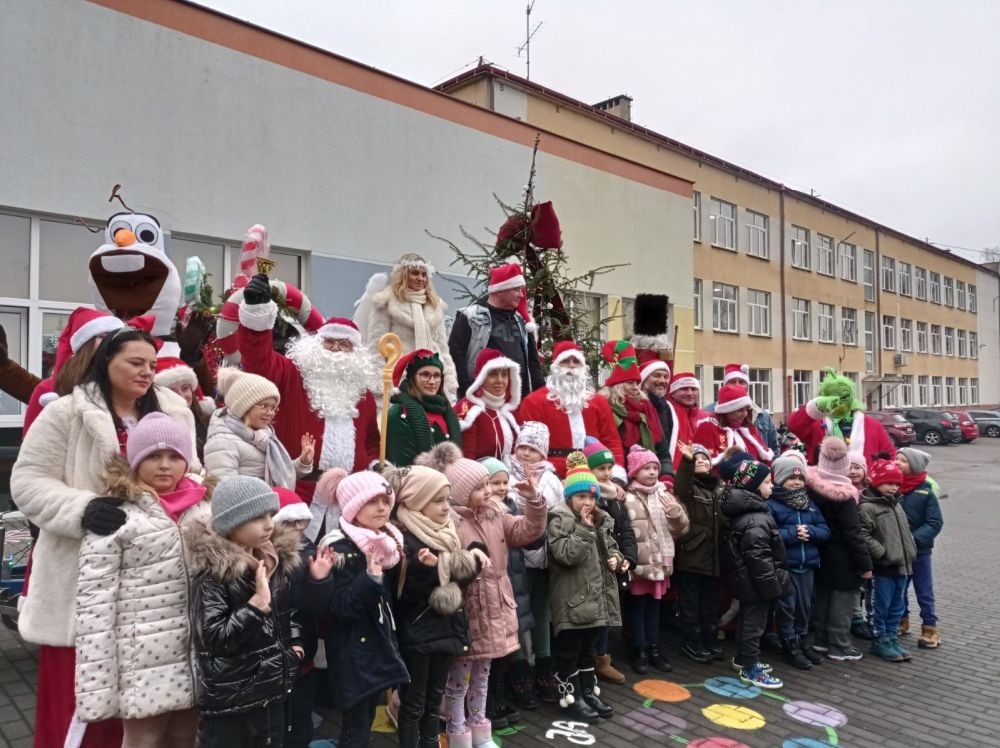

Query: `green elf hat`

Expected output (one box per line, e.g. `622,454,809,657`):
601,339,641,387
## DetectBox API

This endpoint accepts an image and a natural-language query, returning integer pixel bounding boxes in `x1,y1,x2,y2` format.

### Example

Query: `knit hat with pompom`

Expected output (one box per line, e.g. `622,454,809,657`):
626,444,659,479
563,451,600,500
417,442,489,507
314,468,393,524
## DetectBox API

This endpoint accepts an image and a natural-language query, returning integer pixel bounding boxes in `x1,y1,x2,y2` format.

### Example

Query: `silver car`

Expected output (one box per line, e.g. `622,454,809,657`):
966,410,1000,438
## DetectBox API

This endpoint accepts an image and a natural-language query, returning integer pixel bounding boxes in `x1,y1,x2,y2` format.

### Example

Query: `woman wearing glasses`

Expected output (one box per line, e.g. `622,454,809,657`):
386,349,463,467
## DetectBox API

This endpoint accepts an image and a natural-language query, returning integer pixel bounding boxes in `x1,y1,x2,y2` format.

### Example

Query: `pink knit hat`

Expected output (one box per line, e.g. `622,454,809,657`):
417,442,488,507
317,468,394,523
818,436,850,477
626,444,659,479
126,412,192,471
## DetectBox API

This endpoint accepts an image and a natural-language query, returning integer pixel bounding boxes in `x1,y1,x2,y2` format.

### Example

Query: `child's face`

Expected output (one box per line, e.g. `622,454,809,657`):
279,519,309,539
569,492,596,516
781,476,806,490
422,485,452,524
848,464,867,484
354,494,392,530
693,454,712,474
466,479,490,510
487,472,510,499
634,462,659,487
894,454,912,475
758,475,773,499
875,482,899,496
515,445,544,465
168,381,195,406
228,513,275,549
591,463,613,482
137,448,187,494
243,397,278,430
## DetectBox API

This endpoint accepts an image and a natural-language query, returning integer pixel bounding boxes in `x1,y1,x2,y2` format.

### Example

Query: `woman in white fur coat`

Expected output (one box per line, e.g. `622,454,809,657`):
354,252,459,401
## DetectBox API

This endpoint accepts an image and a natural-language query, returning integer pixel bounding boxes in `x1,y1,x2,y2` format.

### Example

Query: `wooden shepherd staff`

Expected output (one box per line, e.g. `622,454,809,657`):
378,332,403,469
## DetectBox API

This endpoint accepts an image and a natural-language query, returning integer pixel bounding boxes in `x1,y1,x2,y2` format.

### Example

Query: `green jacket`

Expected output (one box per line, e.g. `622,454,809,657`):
858,488,917,576
673,456,727,577
546,501,623,635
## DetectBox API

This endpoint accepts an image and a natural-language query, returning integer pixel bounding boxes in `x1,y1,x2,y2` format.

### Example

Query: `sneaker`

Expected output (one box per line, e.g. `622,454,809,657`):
681,643,714,665
871,639,906,663
850,619,875,640
826,646,863,662
810,640,829,653
739,662,783,690
731,658,773,673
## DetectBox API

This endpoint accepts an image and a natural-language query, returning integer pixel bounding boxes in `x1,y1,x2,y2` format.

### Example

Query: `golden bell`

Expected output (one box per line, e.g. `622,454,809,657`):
256,256,277,274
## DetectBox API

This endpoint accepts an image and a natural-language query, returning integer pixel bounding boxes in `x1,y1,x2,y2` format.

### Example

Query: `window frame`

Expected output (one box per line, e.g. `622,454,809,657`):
818,302,836,343
881,256,896,293
693,191,702,243
863,250,875,301
790,226,811,270
970,331,978,360
882,314,896,351
898,261,912,297
916,321,928,353
792,370,813,409
747,368,772,412
792,297,811,340
816,234,835,276
930,324,942,355
931,376,943,406
744,210,769,260
929,272,941,304
841,307,858,346
969,284,978,313
899,318,913,352
693,278,703,330
917,375,929,407
956,280,967,310
944,326,955,356
838,241,857,282
711,281,739,334
943,276,954,307
747,288,771,337
709,197,737,251
957,329,967,358
914,267,927,300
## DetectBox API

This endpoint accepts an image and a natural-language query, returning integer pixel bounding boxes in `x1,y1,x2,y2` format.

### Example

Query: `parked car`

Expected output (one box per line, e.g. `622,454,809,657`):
872,411,916,447
890,409,963,446
965,409,1000,438
953,411,979,443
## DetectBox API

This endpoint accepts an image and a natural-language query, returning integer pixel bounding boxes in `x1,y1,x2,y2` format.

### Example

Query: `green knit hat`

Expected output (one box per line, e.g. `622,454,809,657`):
478,457,509,478
583,436,614,470
563,451,600,499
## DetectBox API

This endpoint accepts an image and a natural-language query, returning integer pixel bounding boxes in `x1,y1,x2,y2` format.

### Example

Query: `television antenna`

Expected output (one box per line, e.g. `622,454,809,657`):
516,1,543,80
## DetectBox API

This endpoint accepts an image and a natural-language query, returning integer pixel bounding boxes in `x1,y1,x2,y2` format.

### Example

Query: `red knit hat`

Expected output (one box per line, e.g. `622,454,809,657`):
317,317,363,348
669,371,700,394
487,262,526,294
392,348,443,389
467,348,521,408
715,384,753,414
552,341,585,367
637,349,670,384
601,340,641,387
52,307,124,375
869,458,903,489
273,487,312,524
722,363,750,386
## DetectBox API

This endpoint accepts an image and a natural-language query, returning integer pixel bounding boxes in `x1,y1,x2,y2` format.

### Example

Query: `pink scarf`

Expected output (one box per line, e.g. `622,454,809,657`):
158,478,207,522
340,517,404,569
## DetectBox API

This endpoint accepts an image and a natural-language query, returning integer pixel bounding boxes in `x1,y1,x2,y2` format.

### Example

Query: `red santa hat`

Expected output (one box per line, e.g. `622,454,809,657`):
722,363,750,386
601,340,641,387
466,349,521,409
273,487,313,524
669,371,700,394
487,262,527,294
552,341,585,368
516,287,537,334
317,317,363,348
154,359,198,391
123,314,163,352
392,349,443,389
52,307,125,375
636,349,671,385
715,383,754,414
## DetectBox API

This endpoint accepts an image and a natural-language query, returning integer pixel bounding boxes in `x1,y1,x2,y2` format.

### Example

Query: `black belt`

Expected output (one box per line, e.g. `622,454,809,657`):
549,448,575,457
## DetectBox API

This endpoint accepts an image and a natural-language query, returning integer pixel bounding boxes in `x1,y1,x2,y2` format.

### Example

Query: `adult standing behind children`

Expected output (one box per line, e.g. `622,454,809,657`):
386,350,463,467
456,349,522,462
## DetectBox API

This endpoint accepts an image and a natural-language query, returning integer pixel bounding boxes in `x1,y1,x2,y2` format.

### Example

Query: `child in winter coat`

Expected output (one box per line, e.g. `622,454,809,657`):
622,444,689,674
204,367,315,489
722,460,786,689
74,413,208,747
305,469,409,748
385,464,484,748
547,452,625,724
673,442,727,664
767,454,830,670
189,476,305,747
895,447,944,649
846,454,875,640
582,437,636,685
858,459,918,663
420,443,546,748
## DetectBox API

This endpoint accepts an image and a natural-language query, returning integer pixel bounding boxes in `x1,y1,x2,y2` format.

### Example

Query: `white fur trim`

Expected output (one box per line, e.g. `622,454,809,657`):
70,316,123,354
553,348,585,367
525,320,538,334
392,257,435,276
317,322,363,348
158,341,181,359
640,360,670,383
319,415,357,472
239,300,278,331
665,399,680,462
712,419,775,463
487,276,526,293
566,407,587,450
612,464,627,483
464,356,522,411
805,397,825,421
669,376,699,394
824,409,867,460
716,394,753,414
199,397,216,417
631,333,673,352
39,391,59,408
154,365,197,390
275,502,313,524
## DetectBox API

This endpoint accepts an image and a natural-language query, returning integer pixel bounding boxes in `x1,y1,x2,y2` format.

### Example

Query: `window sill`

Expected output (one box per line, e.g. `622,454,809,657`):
746,253,771,262
792,336,812,342
711,328,739,335
817,270,835,278
840,276,858,284
747,332,772,338
711,244,738,252
791,264,811,272
694,238,702,244
818,339,836,345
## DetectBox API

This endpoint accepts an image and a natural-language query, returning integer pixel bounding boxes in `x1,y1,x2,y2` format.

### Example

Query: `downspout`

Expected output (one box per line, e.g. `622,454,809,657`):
487,74,496,112
779,188,789,417
874,230,883,408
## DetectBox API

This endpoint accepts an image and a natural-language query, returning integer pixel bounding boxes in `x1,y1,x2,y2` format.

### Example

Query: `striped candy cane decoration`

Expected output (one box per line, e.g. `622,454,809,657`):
235,224,270,289
184,256,206,303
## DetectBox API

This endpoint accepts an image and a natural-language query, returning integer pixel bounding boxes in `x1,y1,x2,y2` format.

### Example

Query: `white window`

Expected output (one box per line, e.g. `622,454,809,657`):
865,311,876,371
747,289,771,336
917,375,929,406
790,226,810,269
958,377,968,406
881,256,896,293
748,368,771,411
931,376,943,406
971,331,978,359
745,211,769,259
710,198,737,250
916,321,928,353
882,315,896,350
957,329,967,358
712,282,738,333
793,370,813,408
943,276,954,307
0,212,31,299
898,261,912,296
945,377,956,405
901,375,914,407
944,326,955,356
817,234,835,276
839,242,857,281
929,272,941,304
818,303,835,343
956,280,967,310
930,324,942,355
693,278,703,329
972,378,979,405
914,267,927,300
970,284,978,313
712,366,726,401
863,250,875,301
900,319,913,352
882,384,896,409
792,298,811,340
695,364,704,391
693,191,702,242
841,307,858,346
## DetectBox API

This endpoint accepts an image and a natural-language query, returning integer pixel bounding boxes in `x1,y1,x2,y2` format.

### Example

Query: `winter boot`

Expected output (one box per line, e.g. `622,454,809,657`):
891,637,913,661
702,627,725,660
595,654,626,685
631,646,650,674
534,657,560,704
447,728,473,748
761,631,783,653
506,659,540,710
918,625,941,649
871,637,905,663
491,662,520,725
471,721,500,748
681,639,714,665
781,639,813,670
898,615,910,636
555,671,600,724
578,667,614,719
800,638,824,666
850,617,875,640
648,644,673,673
484,677,509,730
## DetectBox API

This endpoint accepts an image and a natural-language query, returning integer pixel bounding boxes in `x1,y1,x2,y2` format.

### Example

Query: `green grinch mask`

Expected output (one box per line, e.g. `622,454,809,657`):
814,368,865,421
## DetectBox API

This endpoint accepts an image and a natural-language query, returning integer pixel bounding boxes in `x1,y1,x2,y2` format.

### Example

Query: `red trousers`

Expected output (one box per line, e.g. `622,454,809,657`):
34,645,122,748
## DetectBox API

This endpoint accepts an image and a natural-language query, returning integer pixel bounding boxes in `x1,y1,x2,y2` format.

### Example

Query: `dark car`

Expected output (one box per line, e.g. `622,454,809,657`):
954,411,979,443
872,412,916,447
891,409,962,446
965,409,1000,438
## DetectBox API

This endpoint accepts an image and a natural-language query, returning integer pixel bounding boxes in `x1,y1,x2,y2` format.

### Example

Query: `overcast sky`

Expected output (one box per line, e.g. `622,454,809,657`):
199,0,1000,264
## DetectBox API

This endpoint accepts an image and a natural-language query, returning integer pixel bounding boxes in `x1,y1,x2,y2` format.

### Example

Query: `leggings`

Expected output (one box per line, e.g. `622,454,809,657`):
443,658,491,733
526,568,552,660
629,593,661,648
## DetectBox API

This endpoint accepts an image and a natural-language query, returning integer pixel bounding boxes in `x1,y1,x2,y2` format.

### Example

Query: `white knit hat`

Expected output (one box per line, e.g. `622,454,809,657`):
216,366,280,418
516,421,550,458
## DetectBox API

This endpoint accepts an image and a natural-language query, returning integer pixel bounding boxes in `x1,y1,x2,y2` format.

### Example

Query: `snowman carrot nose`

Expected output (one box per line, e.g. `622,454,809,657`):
114,228,136,247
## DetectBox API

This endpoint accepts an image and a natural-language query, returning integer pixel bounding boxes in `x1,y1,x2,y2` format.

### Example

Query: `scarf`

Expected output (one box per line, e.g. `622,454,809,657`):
396,505,461,587
395,391,463,453
773,486,810,511
157,478,207,522
628,480,677,571
479,391,506,410
611,398,655,449
405,290,432,350
241,541,279,578
712,417,774,464
900,470,927,496
225,414,297,490
340,516,404,570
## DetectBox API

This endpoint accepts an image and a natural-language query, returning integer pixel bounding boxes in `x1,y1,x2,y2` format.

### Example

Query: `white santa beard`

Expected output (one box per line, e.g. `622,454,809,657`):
546,366,594,413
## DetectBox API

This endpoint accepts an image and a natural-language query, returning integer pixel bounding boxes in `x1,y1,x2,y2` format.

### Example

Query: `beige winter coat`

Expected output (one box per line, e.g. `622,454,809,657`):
203,410,311,487
624,486,690,581
10,383,197,646
75,460,211,722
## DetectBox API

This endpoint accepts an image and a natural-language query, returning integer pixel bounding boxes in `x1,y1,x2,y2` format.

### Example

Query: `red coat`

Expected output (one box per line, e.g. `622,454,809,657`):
456,398,518,462
660,397,708,471
693,416,774,465
516,388,625,478
787,401,895,470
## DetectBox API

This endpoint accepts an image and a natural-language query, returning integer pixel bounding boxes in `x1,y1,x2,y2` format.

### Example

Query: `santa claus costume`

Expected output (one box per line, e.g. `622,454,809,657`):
644,370,708,471
516,341,625,479
456,348,521,462
693,384,775,466
787,396,895,470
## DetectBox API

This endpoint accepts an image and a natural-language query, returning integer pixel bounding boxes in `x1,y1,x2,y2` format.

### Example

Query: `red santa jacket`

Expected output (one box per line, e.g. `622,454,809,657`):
693,415,774,466
659,396,709,471
787,401,895,470
456,398,518,462
516,387,625,478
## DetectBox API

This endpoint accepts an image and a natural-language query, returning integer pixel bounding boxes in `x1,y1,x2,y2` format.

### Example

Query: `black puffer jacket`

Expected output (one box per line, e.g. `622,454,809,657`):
188,522,303,716
597,483,638,590
721,487,788,603
674,456,727,577
806,467,872,590
289,537,319,666
503,496,540,633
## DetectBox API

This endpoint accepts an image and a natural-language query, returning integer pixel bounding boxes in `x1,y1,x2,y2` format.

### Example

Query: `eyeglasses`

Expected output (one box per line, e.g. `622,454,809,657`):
416,372,443,382
322,339,354,352
253,403,279,413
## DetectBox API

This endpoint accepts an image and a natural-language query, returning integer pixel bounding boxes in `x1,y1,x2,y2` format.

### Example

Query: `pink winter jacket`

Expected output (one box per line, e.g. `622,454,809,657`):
453,494,546,659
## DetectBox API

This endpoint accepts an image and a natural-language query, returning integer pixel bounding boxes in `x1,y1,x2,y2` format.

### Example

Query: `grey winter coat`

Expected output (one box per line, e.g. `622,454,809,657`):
203,409,312,488
858,489,918,576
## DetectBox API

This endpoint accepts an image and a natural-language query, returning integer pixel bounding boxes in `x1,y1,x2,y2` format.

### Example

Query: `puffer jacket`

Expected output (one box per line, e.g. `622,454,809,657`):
203,410,312,488
807,467,872,590
901,480,943,554
453,492,546,659
623,484,689,581
502,495,541,633
722,487,788,603
188,520,303,716
74,459,211,722
859,489,917,576
547,501,623,635
767,487,831,571
673,456,727,577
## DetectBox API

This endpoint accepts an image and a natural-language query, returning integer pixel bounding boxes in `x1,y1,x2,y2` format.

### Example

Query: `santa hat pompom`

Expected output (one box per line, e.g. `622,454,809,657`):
516,288,537,334
415,441,464,474
315,468,349,508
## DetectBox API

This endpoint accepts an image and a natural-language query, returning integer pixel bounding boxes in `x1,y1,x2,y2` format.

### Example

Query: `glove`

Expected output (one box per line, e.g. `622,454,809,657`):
243,273,272,305
813,395,841,415
82,497,127,536
177,312,215,364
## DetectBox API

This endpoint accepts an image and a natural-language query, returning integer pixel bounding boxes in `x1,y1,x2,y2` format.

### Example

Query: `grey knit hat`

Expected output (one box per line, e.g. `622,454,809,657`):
898,447,931,474
772,453,807,486
211,476,279,536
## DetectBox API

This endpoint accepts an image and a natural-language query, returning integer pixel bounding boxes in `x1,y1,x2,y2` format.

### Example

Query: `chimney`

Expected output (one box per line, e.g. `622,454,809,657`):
593,94,632,122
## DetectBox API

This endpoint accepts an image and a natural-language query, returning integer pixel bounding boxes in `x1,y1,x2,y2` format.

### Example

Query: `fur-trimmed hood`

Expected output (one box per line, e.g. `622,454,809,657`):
186,516,303,583
806,465,859,503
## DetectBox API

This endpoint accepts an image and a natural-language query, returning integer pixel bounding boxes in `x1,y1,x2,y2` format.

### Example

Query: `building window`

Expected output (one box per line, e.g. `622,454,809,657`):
694,364,704,391
970,331,978,359
745,210,769,259
945,377,956,405
863,250,875,301
929,272,941,304
943,276,954,307
944,326,955,356
841,307,858,346
931,376,943,406
693,191,702,242
930,324,942,355
748,368,771,411
956,280,967,310
916,321,928,353
39,219,98,304
882,315,896,350
865,311,876,372
972,378,979,405
747,289,771,337
901,375,914,407
900,319,913,352
914,267,927,300
838,242,857,282
816,234,835,276
171,237,226,297
898,261,912,297
693,278,703,329
958,377,968,406
0,213,31,299
818,303,835,343
917,375,929,406
710,198,737,250
792,298,811,340
711,366,726,401
793,370,813,409
881,256,896,293
712,282,738,333
957,329,967,358
969,284,978,313
790,226,810,269
882,384,896,409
